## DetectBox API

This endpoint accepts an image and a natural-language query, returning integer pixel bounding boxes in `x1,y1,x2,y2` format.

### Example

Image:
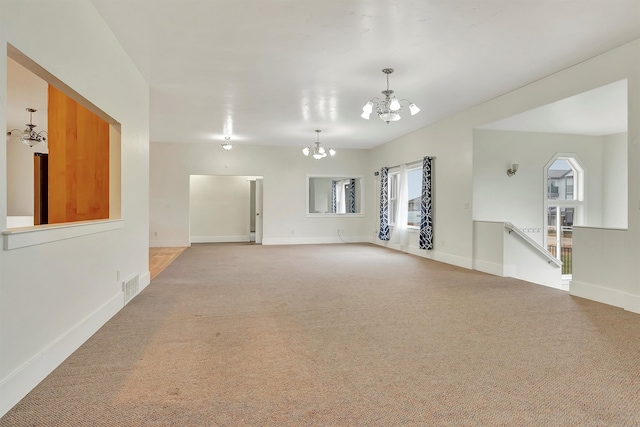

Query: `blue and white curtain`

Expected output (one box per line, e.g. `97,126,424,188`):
331,180,337,213
378,167,390,240
348,178,356,214
419,156,433,250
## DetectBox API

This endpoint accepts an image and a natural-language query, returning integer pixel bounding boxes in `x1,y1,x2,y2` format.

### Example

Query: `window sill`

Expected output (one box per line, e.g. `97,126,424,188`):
389,225,420,232
306,213,365,218
3,219,124,250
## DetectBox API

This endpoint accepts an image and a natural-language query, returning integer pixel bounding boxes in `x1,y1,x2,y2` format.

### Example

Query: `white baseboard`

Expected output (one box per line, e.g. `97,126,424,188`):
139,271,151,291
570,280,635,311
472,259,506,277
623,293,640,314
190,235,250,243
262,236,370,245
372,241,473,270
150,239,190,247
432,251,473,269
0,292,123,417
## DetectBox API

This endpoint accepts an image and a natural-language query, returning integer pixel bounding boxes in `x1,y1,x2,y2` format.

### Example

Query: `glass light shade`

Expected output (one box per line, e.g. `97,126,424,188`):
312,152,325,160
360,111,370,119
302,147,310,156
409,103,420,115
318,146,326,155
328,148,336,156
362,101,373,114
379,111,399,122
22,137,39,147
389,98,401,110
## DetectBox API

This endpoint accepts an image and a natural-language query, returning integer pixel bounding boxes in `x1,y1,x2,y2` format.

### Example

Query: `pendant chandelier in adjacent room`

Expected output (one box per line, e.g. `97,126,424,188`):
6,108,47,147
361,68,420,124
302,130,335,159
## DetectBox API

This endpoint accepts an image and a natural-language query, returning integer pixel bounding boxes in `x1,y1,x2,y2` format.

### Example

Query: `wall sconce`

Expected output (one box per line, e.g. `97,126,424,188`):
507,163,519,177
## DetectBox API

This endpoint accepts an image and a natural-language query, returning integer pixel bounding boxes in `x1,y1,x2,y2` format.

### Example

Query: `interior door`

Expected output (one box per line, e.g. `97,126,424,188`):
255,178,263,244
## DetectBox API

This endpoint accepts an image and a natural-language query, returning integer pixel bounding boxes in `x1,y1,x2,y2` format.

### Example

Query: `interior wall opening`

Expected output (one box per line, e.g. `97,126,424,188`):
5,45,121,230
189,175,263,244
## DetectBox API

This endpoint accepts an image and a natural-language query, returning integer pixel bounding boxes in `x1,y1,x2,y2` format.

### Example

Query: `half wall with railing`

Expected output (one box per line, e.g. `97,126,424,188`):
473,221,564,289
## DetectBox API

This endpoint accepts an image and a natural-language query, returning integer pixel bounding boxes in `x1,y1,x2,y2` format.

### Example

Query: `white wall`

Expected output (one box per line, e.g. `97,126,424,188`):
367,40,639,312
189,175,251,243
602,132,628,228
472,129,614,245
1,0,149,416
6,58,48,217
150,143,371,247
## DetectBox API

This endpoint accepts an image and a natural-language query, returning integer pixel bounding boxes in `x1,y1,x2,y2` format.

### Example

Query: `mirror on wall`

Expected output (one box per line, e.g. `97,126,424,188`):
306,175,364,216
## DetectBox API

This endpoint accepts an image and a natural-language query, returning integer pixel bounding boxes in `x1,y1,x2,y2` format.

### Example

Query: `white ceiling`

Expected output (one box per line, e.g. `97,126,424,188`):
14,1,640,149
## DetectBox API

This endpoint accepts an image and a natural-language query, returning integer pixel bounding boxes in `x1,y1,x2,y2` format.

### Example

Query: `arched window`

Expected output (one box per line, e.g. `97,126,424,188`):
545,154,584,276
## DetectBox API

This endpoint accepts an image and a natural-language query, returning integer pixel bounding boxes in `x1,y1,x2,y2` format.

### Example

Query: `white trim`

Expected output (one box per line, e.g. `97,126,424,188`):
262,236,371,245
150,239,191,248
190,235,250,243
140,271,151,290
0,292,123,417
623,293,640,314
570,280,631,311
306,175,365,217
3,219,124,250
473,259,507,277
306,213,365,218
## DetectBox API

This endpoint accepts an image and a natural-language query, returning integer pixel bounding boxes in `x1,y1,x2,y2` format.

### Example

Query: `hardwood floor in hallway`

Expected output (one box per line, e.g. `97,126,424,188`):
149,247,187,280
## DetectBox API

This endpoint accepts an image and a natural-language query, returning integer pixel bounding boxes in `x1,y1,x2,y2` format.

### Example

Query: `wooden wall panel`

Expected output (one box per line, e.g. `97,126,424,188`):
48,85,109,223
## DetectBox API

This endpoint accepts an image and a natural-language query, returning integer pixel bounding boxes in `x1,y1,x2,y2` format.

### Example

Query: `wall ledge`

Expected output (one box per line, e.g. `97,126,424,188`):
3,219,124,250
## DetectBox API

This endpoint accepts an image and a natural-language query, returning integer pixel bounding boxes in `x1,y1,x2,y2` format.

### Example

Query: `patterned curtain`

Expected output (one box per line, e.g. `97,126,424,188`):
419,156,433,250
378,167,390,241
348,178,356,213
331,180,337,213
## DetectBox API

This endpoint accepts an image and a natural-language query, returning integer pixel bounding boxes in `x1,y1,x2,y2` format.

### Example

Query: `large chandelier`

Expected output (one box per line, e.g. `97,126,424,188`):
302,130,335,159
361,68,420,124
6,108,48,147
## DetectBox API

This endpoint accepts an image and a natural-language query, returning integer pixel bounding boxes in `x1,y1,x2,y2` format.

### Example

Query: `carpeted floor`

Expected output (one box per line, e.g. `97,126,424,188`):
2,243,640,426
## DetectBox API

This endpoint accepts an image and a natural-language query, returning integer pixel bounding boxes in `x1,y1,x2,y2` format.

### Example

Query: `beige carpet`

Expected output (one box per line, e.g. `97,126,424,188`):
2,243,640,426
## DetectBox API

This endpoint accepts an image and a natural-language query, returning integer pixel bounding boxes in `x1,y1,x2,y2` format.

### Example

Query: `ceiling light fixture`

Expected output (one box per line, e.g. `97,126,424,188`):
361,68,420,124
6,108,47,147
302,130,335,160
221,136,233,150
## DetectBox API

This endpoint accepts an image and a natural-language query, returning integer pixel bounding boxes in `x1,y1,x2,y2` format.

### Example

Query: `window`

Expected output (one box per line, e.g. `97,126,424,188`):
545,156,584,276
406,168,421,227
387,166,422,227
388,172,398,225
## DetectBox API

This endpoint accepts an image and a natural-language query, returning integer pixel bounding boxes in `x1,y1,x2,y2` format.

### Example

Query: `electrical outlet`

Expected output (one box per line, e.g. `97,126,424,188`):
153,231,158,237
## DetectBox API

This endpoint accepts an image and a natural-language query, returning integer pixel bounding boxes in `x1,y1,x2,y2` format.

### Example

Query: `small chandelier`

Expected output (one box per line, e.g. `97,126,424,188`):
6,108,48,147
302,130,335,159
361,68,420,124
221,136,233,150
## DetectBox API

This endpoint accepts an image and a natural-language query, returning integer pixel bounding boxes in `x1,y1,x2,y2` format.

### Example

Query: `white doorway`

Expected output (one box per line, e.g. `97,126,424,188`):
189,175,263,244
254,178,263,244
